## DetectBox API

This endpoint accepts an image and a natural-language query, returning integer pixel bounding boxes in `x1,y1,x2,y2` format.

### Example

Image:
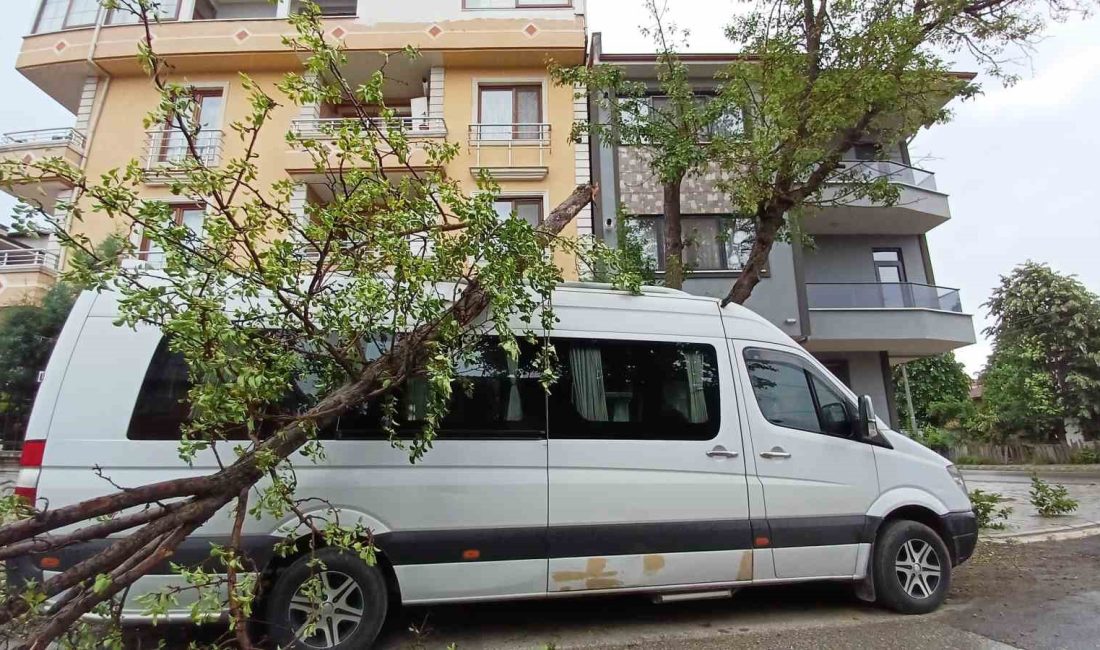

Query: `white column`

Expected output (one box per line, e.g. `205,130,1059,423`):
572,82,593,236
428,67,446,120
290,183,310,235
297,72,321,121
178,0,197,21
276,0,292,18
73,76,99,134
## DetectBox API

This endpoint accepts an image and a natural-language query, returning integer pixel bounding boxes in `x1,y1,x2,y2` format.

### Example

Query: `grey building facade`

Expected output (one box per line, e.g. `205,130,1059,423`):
587,34,976,428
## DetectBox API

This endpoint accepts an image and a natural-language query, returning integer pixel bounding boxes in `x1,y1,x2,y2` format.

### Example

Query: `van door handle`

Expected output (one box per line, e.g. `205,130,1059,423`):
706,446,740,459
760,447,792,459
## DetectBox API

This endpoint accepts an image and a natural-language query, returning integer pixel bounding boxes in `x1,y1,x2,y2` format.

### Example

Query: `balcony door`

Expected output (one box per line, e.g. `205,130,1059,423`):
159,89,224,165
872,249,909,308
478,85,541,141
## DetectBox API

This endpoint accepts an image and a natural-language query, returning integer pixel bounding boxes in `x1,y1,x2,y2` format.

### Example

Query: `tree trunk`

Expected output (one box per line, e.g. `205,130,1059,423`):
662,177,685,289
722,205,783,306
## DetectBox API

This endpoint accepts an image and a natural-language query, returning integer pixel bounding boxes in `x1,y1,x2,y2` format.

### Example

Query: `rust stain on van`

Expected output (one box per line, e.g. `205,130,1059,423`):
737,551,753,581
552,557,623,590
642,554,666,575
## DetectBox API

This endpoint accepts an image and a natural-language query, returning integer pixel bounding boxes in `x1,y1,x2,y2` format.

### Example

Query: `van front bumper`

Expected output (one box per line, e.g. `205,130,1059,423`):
941,510,978,566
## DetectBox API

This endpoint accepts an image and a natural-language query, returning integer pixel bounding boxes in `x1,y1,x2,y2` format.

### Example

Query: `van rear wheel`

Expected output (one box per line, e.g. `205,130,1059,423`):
872,519,951,615
266,548,388,649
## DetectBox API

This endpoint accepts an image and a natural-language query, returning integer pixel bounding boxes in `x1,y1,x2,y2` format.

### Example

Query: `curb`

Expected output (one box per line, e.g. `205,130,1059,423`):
959,465,1100,473
984,522,1100,544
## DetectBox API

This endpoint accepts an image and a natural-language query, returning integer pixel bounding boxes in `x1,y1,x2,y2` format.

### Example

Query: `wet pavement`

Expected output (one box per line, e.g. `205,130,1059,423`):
961,467,1100,535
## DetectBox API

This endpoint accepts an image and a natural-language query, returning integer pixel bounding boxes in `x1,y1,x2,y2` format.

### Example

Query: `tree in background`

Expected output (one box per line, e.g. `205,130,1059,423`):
558,0,1093,305
979,339,1063,442
552,0,743,289
892,353,971,431
983,262,1100,442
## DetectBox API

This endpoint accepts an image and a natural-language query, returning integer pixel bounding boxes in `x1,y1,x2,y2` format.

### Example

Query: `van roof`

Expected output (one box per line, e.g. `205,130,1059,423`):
84,281,796,348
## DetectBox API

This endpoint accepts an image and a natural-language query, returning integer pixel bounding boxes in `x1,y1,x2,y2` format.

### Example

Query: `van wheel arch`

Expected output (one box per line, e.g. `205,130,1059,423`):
259,534,403,612
878,505,949,561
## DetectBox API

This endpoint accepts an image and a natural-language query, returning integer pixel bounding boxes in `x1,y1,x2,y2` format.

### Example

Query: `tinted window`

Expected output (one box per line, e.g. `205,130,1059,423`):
331,338,546,439
128,337,547,441
128,339,193,440
549,339,720,440
743,348,854,439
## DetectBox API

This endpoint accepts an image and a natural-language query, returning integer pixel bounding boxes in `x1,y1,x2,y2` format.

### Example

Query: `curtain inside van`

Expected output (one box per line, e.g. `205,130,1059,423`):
569,346,609,422
683,350,709,424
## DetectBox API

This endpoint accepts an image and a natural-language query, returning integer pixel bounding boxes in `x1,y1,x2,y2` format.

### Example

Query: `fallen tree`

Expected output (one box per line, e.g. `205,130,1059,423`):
0,2,605,647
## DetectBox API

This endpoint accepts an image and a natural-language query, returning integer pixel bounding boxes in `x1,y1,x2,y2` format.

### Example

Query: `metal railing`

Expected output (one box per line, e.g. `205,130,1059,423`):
468,123,551,168
0,128,86,152
291,117,448,139
143,129,223,169
0,248,60,270
833,160,937,191
806,282,963,312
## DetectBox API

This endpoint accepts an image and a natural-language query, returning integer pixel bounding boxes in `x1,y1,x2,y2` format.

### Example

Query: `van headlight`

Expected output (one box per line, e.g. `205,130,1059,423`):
946,464,968,495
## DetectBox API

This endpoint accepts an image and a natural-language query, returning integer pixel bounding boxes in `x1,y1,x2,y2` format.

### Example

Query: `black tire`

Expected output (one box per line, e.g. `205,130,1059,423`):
266,547,389,650
872,519,952,615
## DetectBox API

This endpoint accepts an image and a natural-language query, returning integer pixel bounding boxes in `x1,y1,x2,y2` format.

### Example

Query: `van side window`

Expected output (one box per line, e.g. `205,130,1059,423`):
549,339,720,440
333,337,546,439
128,339,193,440
743,348,854,439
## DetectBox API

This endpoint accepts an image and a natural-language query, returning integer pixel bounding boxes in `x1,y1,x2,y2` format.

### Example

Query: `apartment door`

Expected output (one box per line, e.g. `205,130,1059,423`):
478,85,541,141
160,89,224,164
873,249,909,308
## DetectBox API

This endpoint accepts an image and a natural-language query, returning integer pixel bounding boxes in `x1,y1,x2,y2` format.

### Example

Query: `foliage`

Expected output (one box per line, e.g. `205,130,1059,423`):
984,262,1100,441
893,354,971,430
551,0,742,288
1029,475,1080,517
0,2,607,646
953,455,987,466
969,489,1012,530
1070,447,1100,465
913,425,955,453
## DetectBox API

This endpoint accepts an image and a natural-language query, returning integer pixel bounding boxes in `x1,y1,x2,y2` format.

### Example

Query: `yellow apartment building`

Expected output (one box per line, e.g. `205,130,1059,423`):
0,0,592,296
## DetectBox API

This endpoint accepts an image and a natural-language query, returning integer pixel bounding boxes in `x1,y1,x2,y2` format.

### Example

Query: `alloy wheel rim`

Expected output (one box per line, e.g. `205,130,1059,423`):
894,538,942,599
288,570,365,648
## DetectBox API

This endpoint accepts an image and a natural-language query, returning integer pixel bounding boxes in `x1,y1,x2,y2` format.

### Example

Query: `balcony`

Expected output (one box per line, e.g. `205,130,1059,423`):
803,282,975,357
286,117,448,175
142,129,224,184
468,123,551,180
0,128,84,214
0,249,60,307
805,160,951,236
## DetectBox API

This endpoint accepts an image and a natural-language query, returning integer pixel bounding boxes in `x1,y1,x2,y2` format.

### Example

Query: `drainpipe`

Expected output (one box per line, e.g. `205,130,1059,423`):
901,364,919,437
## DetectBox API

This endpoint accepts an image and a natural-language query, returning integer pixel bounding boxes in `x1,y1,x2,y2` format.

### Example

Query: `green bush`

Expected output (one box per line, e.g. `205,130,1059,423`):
1070,447,1100,465
1029,475,1079,517
969,489,1012,530
953,455,987,466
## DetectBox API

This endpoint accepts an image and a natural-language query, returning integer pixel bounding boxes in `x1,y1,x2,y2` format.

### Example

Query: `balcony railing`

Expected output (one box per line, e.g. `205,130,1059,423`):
807,282,963,312
468,123,551,168
0,248,60,270
833,160,937,192
291,117,448,139
0,128,85,152
143,129,223,170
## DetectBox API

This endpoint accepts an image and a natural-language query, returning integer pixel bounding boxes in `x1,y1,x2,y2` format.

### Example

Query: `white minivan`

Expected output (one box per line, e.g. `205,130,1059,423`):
9,284,976,648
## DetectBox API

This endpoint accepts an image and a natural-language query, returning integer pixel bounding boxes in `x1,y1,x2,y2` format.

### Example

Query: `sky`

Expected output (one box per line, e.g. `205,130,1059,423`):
2,1,1099,375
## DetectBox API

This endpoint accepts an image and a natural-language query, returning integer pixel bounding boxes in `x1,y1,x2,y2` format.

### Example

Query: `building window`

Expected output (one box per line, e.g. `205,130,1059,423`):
34,0,109,32
743,348,854,439
493,197,543,227
477,84,543,140
631,215,755,273
105,0,181,24
548,338,721,441
140,204,206,261
291,0,357,16
465,0,572,7
873,248,909,308
154,88,225,165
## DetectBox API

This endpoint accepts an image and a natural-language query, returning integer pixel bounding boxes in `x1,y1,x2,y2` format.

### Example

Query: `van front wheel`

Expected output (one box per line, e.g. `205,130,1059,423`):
266,548,389,649
872,519,952,615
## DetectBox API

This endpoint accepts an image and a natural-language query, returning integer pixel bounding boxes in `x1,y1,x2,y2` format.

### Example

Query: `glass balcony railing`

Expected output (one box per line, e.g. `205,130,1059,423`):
833,160,938,192
806,282,963,312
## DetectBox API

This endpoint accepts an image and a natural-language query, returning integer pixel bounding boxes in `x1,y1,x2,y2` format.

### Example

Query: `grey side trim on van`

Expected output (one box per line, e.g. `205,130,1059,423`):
12,515,888,579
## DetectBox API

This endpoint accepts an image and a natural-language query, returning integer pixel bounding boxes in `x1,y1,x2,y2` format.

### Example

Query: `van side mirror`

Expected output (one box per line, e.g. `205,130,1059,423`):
857,395,880,441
